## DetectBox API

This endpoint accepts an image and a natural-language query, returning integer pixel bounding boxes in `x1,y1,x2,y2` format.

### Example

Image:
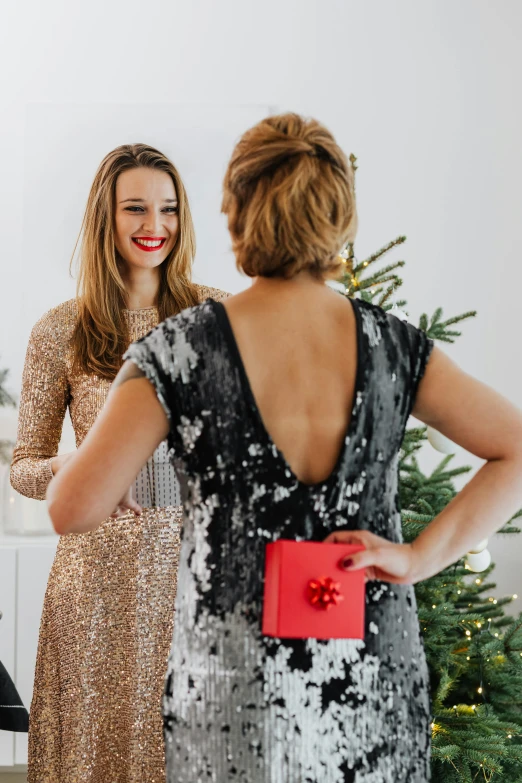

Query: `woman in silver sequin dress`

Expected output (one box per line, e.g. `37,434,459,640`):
48,115,522,783
11,143,227,783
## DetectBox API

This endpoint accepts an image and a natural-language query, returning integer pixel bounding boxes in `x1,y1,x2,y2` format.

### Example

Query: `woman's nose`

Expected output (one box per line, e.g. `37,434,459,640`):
141,212,163,235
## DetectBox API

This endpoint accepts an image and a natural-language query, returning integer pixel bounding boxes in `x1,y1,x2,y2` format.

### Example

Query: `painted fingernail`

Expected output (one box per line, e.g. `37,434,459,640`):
342,558,354,569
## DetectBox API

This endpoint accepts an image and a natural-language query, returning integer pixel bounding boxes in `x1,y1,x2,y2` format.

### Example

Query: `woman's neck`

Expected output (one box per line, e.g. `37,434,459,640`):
250,271,325,298
120,264,161,310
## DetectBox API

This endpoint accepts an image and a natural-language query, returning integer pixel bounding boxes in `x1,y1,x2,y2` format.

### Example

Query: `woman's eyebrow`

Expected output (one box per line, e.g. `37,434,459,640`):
119,197,179,204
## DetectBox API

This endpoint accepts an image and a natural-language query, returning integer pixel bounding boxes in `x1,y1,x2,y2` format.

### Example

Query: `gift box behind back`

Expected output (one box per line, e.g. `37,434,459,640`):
262,540,366,640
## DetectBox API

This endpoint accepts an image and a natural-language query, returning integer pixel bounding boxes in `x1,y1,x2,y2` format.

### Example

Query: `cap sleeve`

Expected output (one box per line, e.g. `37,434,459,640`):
124,302,214,463
123,315,201,445
395,317,434,418
123,333,173,427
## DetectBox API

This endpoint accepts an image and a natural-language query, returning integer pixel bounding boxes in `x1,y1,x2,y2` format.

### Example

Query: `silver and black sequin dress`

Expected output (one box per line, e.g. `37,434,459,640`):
124,296,433,783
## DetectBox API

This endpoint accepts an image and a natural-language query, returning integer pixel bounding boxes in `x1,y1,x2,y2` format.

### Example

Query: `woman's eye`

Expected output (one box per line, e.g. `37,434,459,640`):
124,206,177,214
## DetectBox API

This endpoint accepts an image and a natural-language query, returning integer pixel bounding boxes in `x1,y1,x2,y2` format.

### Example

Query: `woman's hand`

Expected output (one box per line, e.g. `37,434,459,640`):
50,452,76,475
51,453,141,519
323,530,418,584
109,486,142,519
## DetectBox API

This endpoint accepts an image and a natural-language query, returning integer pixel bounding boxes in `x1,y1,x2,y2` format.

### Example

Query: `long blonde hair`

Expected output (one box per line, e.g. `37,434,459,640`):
71,143,200,379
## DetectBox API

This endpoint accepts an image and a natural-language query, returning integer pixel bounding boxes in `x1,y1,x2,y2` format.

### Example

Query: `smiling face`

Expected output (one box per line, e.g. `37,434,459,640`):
114,167,179,270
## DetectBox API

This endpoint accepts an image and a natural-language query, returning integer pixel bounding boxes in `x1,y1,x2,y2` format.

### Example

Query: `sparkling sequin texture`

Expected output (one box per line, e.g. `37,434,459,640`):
10,285,228,783
125,298,434,783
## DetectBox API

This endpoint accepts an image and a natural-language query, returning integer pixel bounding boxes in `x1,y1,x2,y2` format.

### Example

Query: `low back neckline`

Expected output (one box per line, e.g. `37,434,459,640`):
212,297,365,491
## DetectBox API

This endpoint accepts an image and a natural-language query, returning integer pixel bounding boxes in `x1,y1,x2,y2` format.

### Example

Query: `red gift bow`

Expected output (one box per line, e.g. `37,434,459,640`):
307,576,344,610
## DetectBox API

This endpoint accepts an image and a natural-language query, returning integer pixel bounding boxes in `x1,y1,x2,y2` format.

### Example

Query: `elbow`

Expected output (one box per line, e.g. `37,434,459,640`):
47,495,72,535
48,500,89,536
9,468,23,497
46,480,79,535
10,458,50,501
10,463,30,499
497,432,522,466
46,484,101,536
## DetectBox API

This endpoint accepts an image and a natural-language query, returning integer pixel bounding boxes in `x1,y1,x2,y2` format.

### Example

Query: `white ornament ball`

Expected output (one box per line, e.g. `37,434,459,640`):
465,549,492,573
427,426,457,455
468,539,488,555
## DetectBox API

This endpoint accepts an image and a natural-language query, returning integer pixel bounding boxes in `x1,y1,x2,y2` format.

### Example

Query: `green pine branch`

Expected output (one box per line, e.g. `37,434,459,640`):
0,364,16,408
0,361,16,465
419,309,478,344
352,235,406,276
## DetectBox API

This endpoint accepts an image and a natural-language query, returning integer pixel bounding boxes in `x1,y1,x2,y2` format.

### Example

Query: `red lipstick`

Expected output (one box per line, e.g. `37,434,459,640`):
132,237,167,252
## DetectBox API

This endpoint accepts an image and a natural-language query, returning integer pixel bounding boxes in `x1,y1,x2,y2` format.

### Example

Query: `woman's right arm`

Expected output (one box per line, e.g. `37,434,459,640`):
329,346,522,584
405,347,522,581
10,311,71,500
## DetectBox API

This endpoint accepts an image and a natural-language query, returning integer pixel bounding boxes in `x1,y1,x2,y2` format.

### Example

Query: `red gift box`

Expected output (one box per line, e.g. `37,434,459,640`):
262,540,366,640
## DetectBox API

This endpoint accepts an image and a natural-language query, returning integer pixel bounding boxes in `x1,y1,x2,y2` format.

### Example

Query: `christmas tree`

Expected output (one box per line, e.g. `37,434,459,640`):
0,360,16,465
337,157,522,782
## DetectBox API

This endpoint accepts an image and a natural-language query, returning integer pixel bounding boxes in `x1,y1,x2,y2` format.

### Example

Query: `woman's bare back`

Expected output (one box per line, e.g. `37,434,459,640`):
222,275,358,485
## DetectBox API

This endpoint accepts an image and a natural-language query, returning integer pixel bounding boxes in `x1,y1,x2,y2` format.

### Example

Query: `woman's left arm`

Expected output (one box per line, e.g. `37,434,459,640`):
46,361,169,535
329,346,522,584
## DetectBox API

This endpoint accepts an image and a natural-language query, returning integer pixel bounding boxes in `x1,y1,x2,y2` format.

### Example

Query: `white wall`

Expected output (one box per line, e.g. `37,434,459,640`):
0,0,521,599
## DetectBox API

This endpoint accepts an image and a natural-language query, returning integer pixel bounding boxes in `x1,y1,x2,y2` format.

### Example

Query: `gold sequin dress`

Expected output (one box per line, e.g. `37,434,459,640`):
10,285,228,783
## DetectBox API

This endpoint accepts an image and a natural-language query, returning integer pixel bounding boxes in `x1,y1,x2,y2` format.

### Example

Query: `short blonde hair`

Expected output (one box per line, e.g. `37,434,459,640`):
222,113,356,279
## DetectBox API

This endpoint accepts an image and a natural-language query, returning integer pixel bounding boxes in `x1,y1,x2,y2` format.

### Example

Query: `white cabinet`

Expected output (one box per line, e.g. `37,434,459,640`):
0,537,57,769
14,545,57,765
0,548,16,766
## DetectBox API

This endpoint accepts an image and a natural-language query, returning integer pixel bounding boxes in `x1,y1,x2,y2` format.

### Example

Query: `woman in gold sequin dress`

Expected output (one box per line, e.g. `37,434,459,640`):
10,143,227,783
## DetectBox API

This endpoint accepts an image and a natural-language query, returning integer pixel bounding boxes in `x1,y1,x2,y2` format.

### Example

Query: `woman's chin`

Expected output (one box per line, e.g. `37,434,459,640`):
121,253,168,270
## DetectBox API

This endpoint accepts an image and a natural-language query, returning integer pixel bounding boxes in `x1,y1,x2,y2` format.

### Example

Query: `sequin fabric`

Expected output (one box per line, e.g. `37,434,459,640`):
125,297,434,783
10,284,228,783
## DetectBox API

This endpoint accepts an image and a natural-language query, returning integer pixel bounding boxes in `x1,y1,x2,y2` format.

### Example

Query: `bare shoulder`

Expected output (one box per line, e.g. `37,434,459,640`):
113,360,146,389
194,284,231,303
